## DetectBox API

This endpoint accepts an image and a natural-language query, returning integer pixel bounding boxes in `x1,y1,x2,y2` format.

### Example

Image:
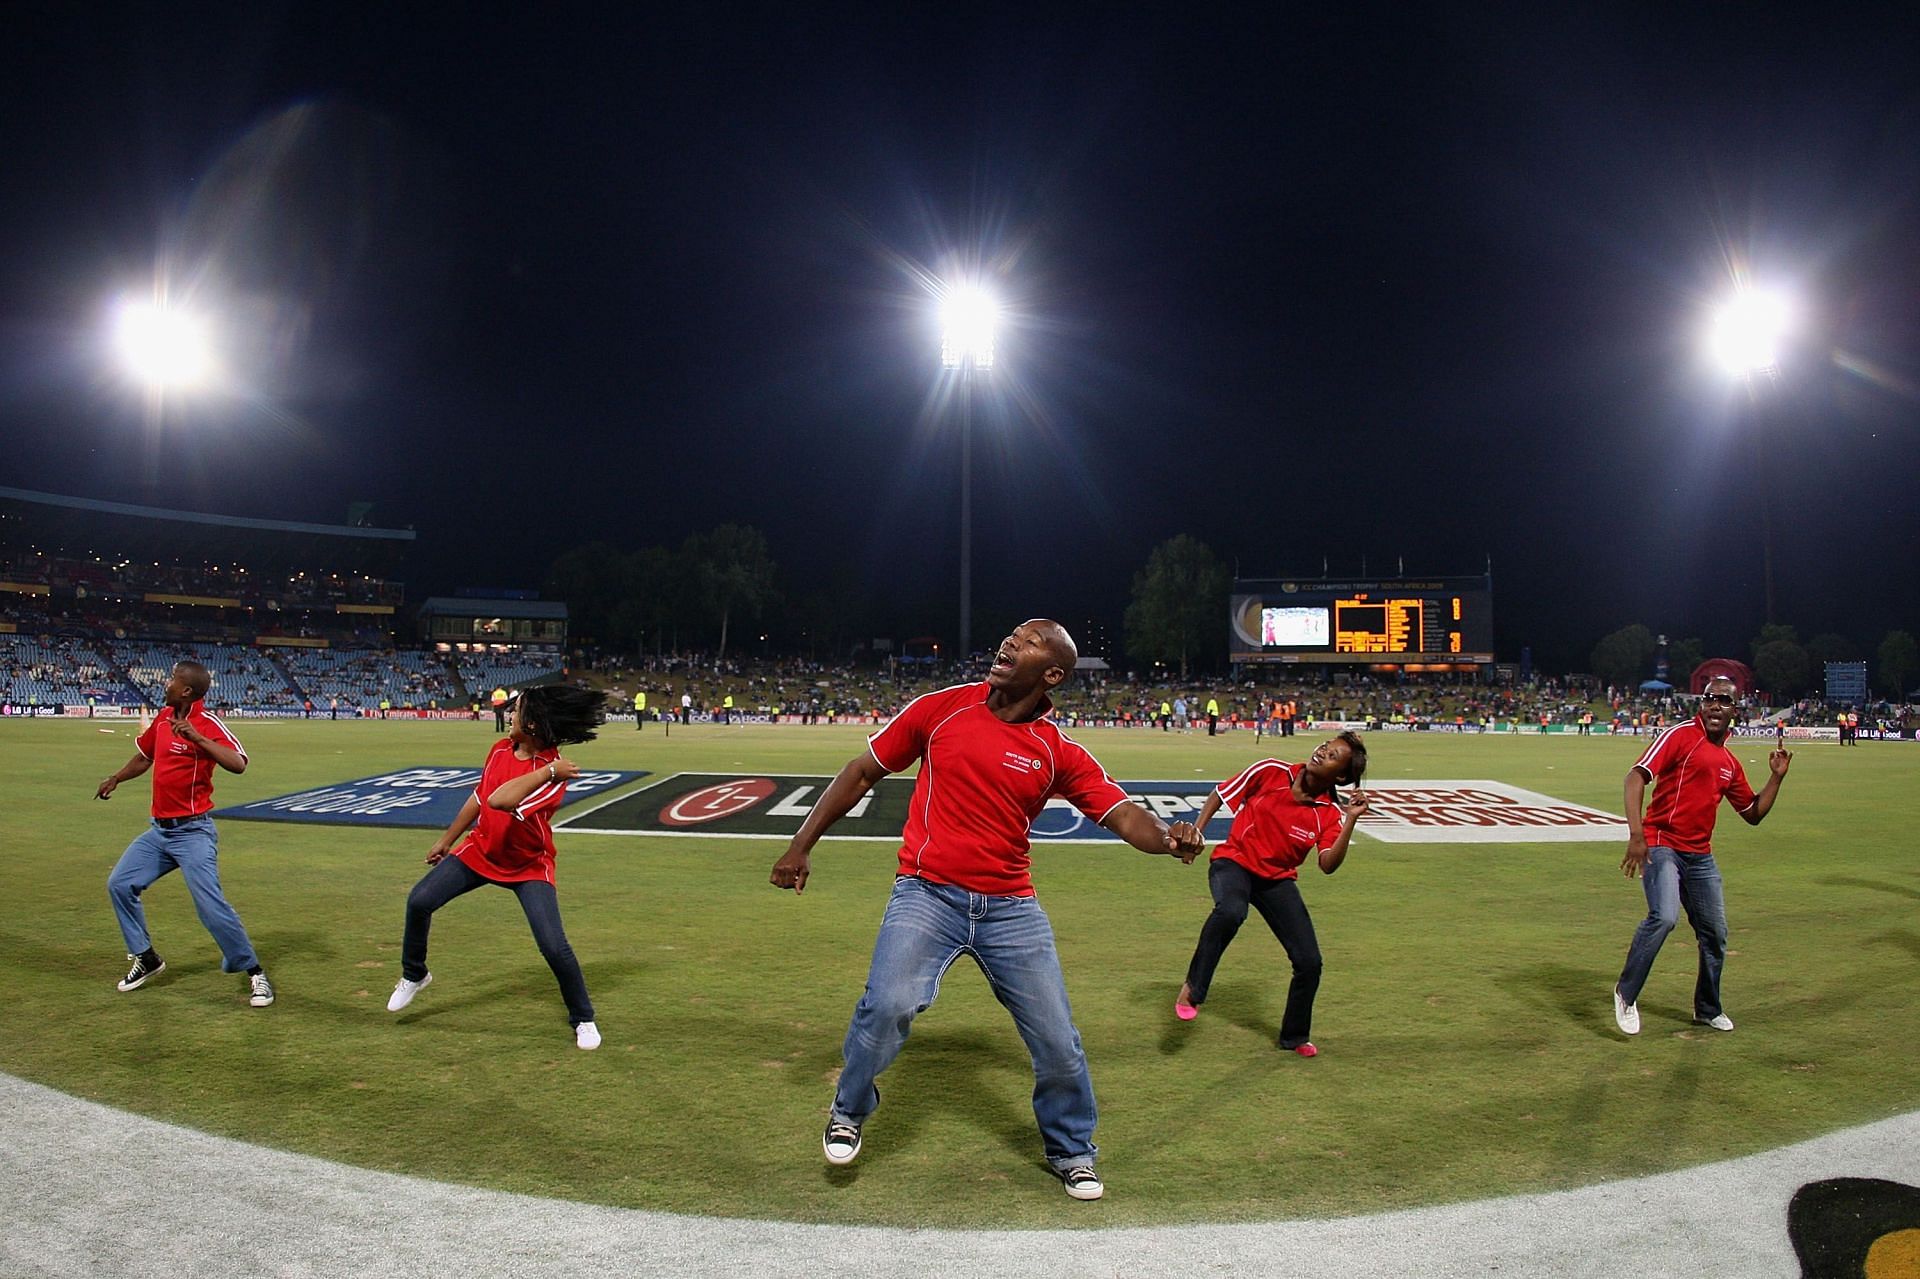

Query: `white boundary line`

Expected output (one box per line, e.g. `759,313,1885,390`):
5,1069,1917,1278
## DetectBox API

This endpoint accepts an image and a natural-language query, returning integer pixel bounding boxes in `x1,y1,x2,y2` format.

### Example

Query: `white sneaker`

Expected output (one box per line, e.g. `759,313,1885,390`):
1697,1013,1734,1032
248,972,275,1008
387,972,432,1012
575,1021,602,1050
1612,986,1640,1036
823,1119,862,1166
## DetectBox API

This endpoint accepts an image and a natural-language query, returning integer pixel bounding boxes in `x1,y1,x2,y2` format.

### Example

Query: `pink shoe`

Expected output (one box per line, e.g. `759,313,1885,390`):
1175,984,1198,1021
1290,1043,1318,1058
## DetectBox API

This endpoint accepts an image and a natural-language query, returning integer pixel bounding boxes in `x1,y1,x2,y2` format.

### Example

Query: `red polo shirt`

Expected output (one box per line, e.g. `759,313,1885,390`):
136,703,247,819
868,682,1132,897
1212,759,1345,880
454,739,568,883
1632,717,1756,855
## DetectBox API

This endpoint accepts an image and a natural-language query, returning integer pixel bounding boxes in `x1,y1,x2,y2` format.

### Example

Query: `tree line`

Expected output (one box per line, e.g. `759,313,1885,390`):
1590,623,1919,699
541,526,1917,696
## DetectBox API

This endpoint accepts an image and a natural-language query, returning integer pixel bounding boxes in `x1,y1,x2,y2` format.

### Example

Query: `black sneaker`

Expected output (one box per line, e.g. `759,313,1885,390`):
117,953,165,992
823,1118,862,1166
1059,1164,1104,1200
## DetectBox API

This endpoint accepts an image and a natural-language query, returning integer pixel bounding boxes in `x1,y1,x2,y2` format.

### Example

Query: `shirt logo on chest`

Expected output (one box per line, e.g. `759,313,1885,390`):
1001,750,1044,774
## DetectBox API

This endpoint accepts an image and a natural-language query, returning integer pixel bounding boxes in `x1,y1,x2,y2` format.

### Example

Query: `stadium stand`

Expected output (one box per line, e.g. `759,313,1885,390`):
451,652,565,696
279,646,462,710
0,633,129,708
114,640,304,713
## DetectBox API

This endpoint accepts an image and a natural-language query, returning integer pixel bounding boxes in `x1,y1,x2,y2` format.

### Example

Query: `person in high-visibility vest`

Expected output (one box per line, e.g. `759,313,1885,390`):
491,687,509,732
379,697,391,720
722,693,734,726
1205,697,1220,737
1159,700,1172,731
633,689,646,731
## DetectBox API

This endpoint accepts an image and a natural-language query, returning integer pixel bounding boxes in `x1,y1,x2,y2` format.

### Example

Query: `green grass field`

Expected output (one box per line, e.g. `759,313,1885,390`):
2,718,1916,1228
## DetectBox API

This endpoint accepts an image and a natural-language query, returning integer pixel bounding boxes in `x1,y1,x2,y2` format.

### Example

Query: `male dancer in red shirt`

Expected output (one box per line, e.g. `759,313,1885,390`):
1612,676,1792,1036
770,619,1204,1201
97,659,274,1007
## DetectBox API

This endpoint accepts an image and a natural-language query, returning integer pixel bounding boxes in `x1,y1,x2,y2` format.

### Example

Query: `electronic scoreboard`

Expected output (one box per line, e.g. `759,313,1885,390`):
1230,574,1494,668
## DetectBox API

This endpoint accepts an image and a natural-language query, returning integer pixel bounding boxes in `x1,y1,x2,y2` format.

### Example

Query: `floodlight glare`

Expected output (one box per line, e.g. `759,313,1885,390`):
940,285,998,371
115,301,211,388
1709,290,1789,375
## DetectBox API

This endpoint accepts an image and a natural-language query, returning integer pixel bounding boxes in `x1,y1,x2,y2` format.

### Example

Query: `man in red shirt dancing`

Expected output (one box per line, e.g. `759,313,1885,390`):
96,659,274,1007
1612,676,1792,1036
770,619,1204,1201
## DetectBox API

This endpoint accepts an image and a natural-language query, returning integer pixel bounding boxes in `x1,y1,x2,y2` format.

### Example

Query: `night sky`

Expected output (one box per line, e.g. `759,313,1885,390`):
3,5,1917,669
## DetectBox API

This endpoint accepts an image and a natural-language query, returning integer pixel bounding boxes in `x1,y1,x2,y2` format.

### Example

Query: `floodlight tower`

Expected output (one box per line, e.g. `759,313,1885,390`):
1710,288,1791,624
941,284,997,663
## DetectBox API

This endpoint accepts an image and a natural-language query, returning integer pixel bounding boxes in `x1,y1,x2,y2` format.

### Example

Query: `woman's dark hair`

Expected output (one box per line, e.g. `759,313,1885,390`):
1334,730,1368,787
518,684,607,748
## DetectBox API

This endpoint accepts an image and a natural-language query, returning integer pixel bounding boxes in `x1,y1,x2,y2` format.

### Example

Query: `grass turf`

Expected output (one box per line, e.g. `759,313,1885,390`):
2,718,1916,1228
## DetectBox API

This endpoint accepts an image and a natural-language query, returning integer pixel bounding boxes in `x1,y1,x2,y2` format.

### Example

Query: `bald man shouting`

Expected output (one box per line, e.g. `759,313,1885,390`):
770,619,1203,1201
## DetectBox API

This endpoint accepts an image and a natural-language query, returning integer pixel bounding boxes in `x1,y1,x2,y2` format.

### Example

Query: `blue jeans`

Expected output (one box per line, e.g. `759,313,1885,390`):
401,856,595,1027
1617,846,1728,1019
106,817,260,972
832,876,1097,1170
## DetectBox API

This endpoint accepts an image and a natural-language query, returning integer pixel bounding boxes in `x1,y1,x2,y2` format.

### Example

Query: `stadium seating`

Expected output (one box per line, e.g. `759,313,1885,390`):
278,646,462,711
0,633,128,707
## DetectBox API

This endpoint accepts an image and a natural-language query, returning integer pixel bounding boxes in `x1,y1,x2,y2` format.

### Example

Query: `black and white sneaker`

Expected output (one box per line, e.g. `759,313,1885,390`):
1059,1164,1105,1201
248,972,275,1007
823,1118,862,1166
117,953,165,992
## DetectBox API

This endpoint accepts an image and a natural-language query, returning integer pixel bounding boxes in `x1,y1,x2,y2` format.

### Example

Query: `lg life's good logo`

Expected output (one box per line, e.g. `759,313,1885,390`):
1354,781,1625,843
659,778,780,827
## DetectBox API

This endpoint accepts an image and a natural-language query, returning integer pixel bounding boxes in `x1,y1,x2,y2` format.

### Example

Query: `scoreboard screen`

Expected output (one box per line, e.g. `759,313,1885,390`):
1232,575,1493,665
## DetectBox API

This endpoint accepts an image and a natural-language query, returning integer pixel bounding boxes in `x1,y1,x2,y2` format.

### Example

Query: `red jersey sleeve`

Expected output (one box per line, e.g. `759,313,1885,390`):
1723,757,1757,813
513,778,567,820
1217,759,1287,814
866,687,952,773
1049,734,1132,822
135,717,157,759
198,711,246,761
1632,723,1690,778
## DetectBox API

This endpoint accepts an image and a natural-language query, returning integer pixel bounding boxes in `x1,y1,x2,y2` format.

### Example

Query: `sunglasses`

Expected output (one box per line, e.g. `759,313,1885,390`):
1699,692,1736,706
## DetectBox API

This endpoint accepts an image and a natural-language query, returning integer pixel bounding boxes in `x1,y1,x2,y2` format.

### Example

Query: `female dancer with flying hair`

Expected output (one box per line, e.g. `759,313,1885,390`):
387,684,611,1049
1174,731,1371,1057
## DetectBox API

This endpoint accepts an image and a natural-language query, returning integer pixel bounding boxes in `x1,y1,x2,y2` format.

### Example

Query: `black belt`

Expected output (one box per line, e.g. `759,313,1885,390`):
154,815,204,828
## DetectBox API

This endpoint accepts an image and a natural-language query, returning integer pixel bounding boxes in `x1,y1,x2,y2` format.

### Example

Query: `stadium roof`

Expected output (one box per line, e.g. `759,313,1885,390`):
0,487,414,542
0,487,415,577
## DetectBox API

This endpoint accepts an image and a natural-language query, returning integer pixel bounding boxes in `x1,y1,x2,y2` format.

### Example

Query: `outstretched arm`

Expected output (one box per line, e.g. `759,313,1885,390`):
1738,749,1792,825
95,753,152,799
770,752,888,893
427,792,484,864
1101,799,1204,863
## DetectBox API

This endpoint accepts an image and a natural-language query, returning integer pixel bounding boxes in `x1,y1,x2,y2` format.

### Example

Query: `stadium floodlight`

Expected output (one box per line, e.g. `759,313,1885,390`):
1708,289,1789,376
114,300,211,388
940,285,998,372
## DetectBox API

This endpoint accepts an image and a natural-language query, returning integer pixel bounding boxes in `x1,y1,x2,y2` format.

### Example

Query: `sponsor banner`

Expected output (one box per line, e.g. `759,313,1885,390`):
214,766,649,827
1353,781,1625,843
557,774,1627,844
